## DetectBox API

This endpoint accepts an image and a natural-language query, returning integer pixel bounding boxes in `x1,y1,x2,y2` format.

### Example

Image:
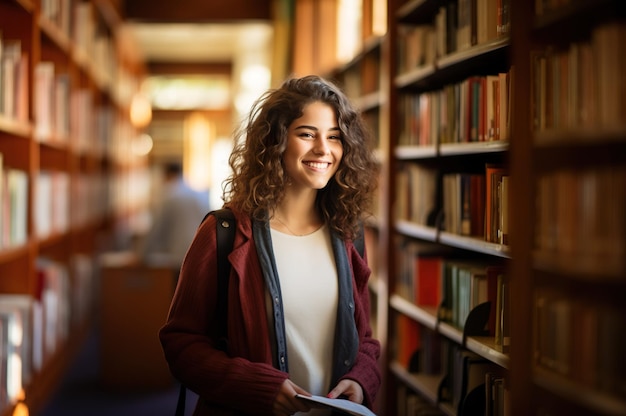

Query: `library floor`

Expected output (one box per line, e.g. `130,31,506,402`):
38,327,198,416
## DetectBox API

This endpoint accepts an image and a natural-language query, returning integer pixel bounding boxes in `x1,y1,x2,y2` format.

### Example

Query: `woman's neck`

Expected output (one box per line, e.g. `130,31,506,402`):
271,192,322,236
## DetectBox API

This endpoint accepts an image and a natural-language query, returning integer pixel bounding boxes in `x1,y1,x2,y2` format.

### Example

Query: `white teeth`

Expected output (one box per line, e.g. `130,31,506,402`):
306,162,328,169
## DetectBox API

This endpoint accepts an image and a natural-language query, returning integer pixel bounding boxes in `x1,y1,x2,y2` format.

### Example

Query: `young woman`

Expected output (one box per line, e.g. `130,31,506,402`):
159,75,381,416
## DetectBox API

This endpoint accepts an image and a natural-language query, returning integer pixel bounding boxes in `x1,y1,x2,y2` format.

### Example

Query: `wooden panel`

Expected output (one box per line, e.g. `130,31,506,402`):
100,260,176,390
291,0,315,77
316,0,338,75
124,0,272,22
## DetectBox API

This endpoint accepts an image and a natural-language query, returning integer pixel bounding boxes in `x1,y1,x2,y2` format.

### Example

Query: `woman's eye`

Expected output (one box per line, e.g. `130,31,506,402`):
329,135,342,141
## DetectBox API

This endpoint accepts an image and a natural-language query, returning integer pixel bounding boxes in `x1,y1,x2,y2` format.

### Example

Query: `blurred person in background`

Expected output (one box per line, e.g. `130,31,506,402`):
141,161,209,271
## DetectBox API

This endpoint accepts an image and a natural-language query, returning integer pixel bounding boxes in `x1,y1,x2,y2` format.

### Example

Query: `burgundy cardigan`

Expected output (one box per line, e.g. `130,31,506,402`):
159,209,381,416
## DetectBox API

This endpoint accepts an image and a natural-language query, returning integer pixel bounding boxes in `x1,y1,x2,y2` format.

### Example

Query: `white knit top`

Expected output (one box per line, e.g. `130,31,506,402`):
271,224,337,416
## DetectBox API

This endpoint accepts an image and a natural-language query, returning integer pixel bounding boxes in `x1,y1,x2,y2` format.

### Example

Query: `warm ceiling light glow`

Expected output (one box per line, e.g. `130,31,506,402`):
12,389,28,416
132,133,154,156
143,75,231,110
184,113,213,191
241,65,270,90
130,92,152,128
12,402,28,416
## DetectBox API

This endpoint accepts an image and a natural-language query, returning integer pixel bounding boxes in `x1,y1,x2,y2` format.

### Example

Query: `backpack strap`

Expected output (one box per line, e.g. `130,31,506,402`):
175,208,235,416
213,208,235,341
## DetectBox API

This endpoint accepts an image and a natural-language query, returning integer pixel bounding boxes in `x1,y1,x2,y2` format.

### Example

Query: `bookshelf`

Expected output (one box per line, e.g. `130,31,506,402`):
384,0,512,415
0,0,147,414
508,1,626,415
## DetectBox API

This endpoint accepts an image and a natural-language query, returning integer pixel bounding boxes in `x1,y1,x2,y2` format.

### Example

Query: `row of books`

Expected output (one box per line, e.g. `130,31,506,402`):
397,72,511,147
34,60,117,156
395,163,438,228
534,165,625,276
396,384,445,416
0,255,95,414
41,0,72,37
447,346,506,416
395,240,509,343
1,164,153,252
35,171,70,239
0,153,119,250
394,325,509,416
533,287,626,398
442,260,508,346
41,0,118,90
397,0,510,73
337,49,382,101
73,173,111,227
395,163,509,245
33,62,70,143
531,21,626,133
455,0,510,51
394,304,452,381
442,172,486,239
0,155,28,250
0,34,29,123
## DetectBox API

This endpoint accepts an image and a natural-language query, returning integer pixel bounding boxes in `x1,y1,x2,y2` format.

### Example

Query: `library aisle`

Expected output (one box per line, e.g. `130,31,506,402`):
38,326,197,416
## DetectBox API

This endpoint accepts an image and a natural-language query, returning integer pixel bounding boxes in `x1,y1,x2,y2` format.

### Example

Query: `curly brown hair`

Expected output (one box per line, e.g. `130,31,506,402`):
222,75,379,240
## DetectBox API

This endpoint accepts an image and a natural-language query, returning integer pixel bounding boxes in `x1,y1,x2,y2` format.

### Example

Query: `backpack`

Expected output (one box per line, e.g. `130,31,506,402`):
175,208,234,416
174,208,364,416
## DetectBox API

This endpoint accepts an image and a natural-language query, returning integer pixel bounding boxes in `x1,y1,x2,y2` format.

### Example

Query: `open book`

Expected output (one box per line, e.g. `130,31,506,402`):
295,394,377,416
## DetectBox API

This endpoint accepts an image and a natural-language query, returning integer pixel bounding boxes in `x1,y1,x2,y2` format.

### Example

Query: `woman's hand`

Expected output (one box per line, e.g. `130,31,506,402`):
326,379,364,403
273,379,311,416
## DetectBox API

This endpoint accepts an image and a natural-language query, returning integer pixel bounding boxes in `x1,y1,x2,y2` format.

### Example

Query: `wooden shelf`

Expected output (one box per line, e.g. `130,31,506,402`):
0,0,148,414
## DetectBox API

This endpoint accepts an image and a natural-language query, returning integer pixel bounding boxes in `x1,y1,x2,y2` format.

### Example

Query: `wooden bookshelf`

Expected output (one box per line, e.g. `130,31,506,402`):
509,1,626,415
384,0,512,414
0,0,148,414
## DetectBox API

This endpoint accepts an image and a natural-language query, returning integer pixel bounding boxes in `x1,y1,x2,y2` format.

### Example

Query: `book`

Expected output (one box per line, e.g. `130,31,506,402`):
7,169,28,247
0,294,34,386
494,273,510,348
454,350,501,413
395,314,420,368
0,308,22,409
498,175,509,245
486,266,505,336
295,394,377,416
484,164,507,243
1,39,21,119
477,0,498,44
414,254,443,308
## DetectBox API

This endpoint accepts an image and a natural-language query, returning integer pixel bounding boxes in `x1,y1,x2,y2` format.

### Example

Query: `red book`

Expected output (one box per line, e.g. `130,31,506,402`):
396,314,421,368
415,256,443,307
484,164,507,242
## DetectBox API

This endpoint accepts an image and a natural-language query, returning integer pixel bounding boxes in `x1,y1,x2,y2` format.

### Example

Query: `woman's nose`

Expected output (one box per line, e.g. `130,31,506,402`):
313,137,331,154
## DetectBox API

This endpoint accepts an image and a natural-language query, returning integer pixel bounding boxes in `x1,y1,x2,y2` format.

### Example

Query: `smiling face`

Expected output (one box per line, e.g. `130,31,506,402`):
283,101,344,193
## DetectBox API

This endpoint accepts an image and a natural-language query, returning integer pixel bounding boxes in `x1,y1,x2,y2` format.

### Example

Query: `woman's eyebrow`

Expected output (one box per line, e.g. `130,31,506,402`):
293,125,341,131
294,125,318,131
